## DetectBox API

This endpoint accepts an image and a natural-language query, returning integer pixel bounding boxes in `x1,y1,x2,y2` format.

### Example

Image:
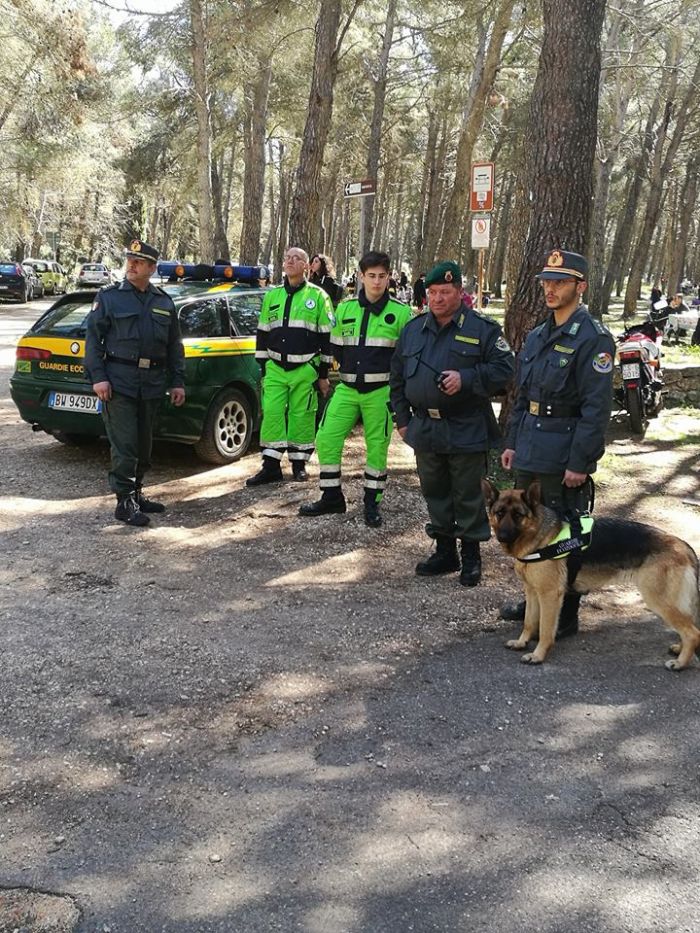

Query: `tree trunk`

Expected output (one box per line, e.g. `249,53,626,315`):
361,0,397,250
288,0,345,250
488,172,514,297
668,152,699,292
190,0,215,262
211,159,230,260
505,0,606,358
411,107,439,273
438,0,517,257
239,56,272,264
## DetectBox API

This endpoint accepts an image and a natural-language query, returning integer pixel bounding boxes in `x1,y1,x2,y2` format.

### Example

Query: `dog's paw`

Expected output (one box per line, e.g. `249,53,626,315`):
668,642,681,656
521,652,543,665
664,658,686,672
505,639,528,651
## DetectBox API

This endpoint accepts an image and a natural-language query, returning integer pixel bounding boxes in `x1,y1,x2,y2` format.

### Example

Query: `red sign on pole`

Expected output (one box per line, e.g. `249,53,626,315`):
470,162,495,213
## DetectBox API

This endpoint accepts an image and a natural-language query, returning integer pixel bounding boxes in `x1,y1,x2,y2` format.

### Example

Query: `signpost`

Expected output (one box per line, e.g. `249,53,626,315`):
470,162,495,309
343,178,377,257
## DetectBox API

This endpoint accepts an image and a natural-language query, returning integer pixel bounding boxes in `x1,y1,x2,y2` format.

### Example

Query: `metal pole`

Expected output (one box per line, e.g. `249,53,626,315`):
477,249,484,310
359,197,367,258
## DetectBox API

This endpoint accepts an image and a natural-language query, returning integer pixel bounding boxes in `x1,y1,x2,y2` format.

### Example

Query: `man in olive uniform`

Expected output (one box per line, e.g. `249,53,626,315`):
299,250,413,527
390,261,514,585
501,249,615,635
246,247,334,486
85,239,185,527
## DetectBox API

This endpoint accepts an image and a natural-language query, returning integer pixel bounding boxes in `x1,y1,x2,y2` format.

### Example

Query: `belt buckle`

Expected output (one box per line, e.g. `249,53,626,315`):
529,401,540,415
427,408,441,420
138,357,151,369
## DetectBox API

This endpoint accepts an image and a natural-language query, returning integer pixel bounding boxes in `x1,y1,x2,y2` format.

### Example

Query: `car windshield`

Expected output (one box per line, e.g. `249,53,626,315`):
0,263,19,274
29,261,49,272
30,299,92,337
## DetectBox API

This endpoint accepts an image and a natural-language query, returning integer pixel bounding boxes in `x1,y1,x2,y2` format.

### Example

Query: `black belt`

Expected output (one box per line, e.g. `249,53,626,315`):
106,353,166,370
528,400,581,418
415,406,448,420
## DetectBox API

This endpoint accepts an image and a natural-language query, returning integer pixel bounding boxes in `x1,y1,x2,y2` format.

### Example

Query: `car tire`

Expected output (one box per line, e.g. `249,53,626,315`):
194,387,253,464
53,432,101,447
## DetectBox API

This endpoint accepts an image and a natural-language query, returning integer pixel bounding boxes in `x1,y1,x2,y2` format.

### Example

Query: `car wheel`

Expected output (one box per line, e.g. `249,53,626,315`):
194,388,253,464
53,432,101,446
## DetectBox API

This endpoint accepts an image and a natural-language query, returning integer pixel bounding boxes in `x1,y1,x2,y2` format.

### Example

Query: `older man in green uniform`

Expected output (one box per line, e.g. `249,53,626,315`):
390,261,514,585
85,238,185,527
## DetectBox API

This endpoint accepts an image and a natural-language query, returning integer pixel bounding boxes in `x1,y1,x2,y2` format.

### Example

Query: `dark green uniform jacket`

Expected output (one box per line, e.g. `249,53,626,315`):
390,303,514,453
331,290,413,393
85,281,185,399
255,279,333,377
505,304,615,475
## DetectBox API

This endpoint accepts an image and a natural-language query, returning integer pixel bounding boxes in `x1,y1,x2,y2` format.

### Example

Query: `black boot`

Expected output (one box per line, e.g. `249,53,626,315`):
415,535,459,576
299,489,346,517
363,490,382,528
557,592,581,640
246,456,283,487
500,600,526,621
136,487,166,513
459,539,481,587
114,492,150,527
292,461,308,482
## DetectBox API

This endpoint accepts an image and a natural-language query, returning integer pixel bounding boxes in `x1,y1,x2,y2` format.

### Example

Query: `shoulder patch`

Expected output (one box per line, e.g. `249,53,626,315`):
327,310,336,327
495,335,510,352
305,298,316,309
592,351,613,374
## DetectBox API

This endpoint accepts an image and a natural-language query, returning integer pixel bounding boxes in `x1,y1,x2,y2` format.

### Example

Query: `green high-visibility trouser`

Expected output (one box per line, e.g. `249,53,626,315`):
260,359,318,462
315,381,393,502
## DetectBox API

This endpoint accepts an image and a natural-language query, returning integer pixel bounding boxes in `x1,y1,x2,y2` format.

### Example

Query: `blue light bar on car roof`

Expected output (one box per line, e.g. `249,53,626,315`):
156,261,270,284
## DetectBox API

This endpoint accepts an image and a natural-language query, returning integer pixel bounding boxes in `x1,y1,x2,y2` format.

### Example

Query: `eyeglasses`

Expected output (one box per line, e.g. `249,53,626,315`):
285,255,306,263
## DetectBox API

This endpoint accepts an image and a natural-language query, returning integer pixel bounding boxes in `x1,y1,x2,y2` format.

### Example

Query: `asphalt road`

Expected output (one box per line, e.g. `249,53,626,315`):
1,297,699,932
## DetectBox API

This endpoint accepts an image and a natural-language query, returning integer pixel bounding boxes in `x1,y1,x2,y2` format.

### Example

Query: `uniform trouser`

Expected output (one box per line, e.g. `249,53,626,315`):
102,392,161,498
514,471,591,520
315,382,393,503
260,360,318,463
415,450,490,541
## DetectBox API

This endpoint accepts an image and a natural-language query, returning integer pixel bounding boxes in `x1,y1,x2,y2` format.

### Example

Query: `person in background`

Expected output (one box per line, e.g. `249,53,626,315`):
413,273,427,311
310,253,342,306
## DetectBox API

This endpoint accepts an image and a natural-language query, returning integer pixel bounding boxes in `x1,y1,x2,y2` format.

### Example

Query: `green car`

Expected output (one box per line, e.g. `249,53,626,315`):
10,277,266,464
23,259,69,295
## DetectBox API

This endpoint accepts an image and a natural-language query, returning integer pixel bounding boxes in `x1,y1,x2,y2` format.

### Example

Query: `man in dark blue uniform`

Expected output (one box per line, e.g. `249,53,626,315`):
501,249,615,634
390,260,514,585
85,239,185,527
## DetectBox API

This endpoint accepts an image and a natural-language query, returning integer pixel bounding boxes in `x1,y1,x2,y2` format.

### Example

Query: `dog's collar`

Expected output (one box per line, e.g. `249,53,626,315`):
517,516,594,563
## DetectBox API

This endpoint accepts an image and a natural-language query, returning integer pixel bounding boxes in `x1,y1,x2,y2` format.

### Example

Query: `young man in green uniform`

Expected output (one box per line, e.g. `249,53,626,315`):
85,238,185,527
299,251,412,527
246,247,334,486
390,260,514,585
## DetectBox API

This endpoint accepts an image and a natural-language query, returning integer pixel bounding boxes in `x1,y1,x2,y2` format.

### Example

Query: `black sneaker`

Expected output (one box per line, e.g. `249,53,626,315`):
115,493,150,527
137,492,166,513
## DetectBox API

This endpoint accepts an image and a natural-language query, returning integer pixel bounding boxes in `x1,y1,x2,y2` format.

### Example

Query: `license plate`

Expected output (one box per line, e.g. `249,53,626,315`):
49,391,102,414
621,363,640,380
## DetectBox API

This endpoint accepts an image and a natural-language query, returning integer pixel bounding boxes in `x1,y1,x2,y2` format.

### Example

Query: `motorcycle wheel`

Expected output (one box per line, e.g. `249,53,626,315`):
625,386,646,435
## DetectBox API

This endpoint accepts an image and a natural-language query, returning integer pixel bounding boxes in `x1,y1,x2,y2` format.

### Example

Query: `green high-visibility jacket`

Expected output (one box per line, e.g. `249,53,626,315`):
255,279,333,377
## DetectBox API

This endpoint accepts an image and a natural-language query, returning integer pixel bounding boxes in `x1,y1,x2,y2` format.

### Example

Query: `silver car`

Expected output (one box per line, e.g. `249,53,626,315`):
76,263,112,287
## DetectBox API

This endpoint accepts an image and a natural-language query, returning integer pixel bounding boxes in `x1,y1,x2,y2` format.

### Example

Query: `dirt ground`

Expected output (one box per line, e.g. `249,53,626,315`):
1,301,700,932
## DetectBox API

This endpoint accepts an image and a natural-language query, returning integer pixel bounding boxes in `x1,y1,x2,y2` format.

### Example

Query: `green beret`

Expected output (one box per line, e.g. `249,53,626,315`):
425,260,462,287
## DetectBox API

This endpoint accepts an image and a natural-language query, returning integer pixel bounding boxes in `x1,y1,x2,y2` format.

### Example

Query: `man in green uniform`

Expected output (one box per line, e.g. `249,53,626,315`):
246,247,334,486
299,250,412,527
85,238,185,527
390,261,514,585
500,249,615,636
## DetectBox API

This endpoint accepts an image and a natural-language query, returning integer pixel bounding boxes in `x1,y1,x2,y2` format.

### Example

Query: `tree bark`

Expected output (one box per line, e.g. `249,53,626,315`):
190,0,215,262
668,152,699,292
239,55,272,264
504,0,606,358
361,0,397,251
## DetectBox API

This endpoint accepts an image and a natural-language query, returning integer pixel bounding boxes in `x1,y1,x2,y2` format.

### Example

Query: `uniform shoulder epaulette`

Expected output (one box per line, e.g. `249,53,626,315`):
592,318,610,336
532,320,547,335
404,312,426,332
100,283,119,293
472,310,499,326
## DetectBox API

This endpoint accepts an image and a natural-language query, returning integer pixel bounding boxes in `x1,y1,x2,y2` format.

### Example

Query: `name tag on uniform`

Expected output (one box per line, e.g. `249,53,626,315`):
455,335,479,345
554,344,574,354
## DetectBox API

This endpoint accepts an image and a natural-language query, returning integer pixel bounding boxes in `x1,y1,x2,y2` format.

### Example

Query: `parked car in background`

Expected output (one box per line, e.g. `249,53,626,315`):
10,262,271,464
23,259,68,295
0,262,32,302
22,264,45,300
76,262,112,287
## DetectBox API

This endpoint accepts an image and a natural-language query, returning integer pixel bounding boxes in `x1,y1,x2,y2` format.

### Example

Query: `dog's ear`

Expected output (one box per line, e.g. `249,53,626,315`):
481,478,499,510
523,480,541,512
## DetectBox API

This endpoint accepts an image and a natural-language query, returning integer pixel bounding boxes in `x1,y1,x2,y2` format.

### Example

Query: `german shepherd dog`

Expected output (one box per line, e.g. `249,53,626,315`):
482,479,700,669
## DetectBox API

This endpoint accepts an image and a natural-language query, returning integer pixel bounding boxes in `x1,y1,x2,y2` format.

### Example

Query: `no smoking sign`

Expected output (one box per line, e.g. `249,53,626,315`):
471,215,491,249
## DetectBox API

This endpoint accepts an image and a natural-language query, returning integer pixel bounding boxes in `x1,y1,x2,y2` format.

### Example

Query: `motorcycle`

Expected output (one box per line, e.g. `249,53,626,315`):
615,321,664,435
